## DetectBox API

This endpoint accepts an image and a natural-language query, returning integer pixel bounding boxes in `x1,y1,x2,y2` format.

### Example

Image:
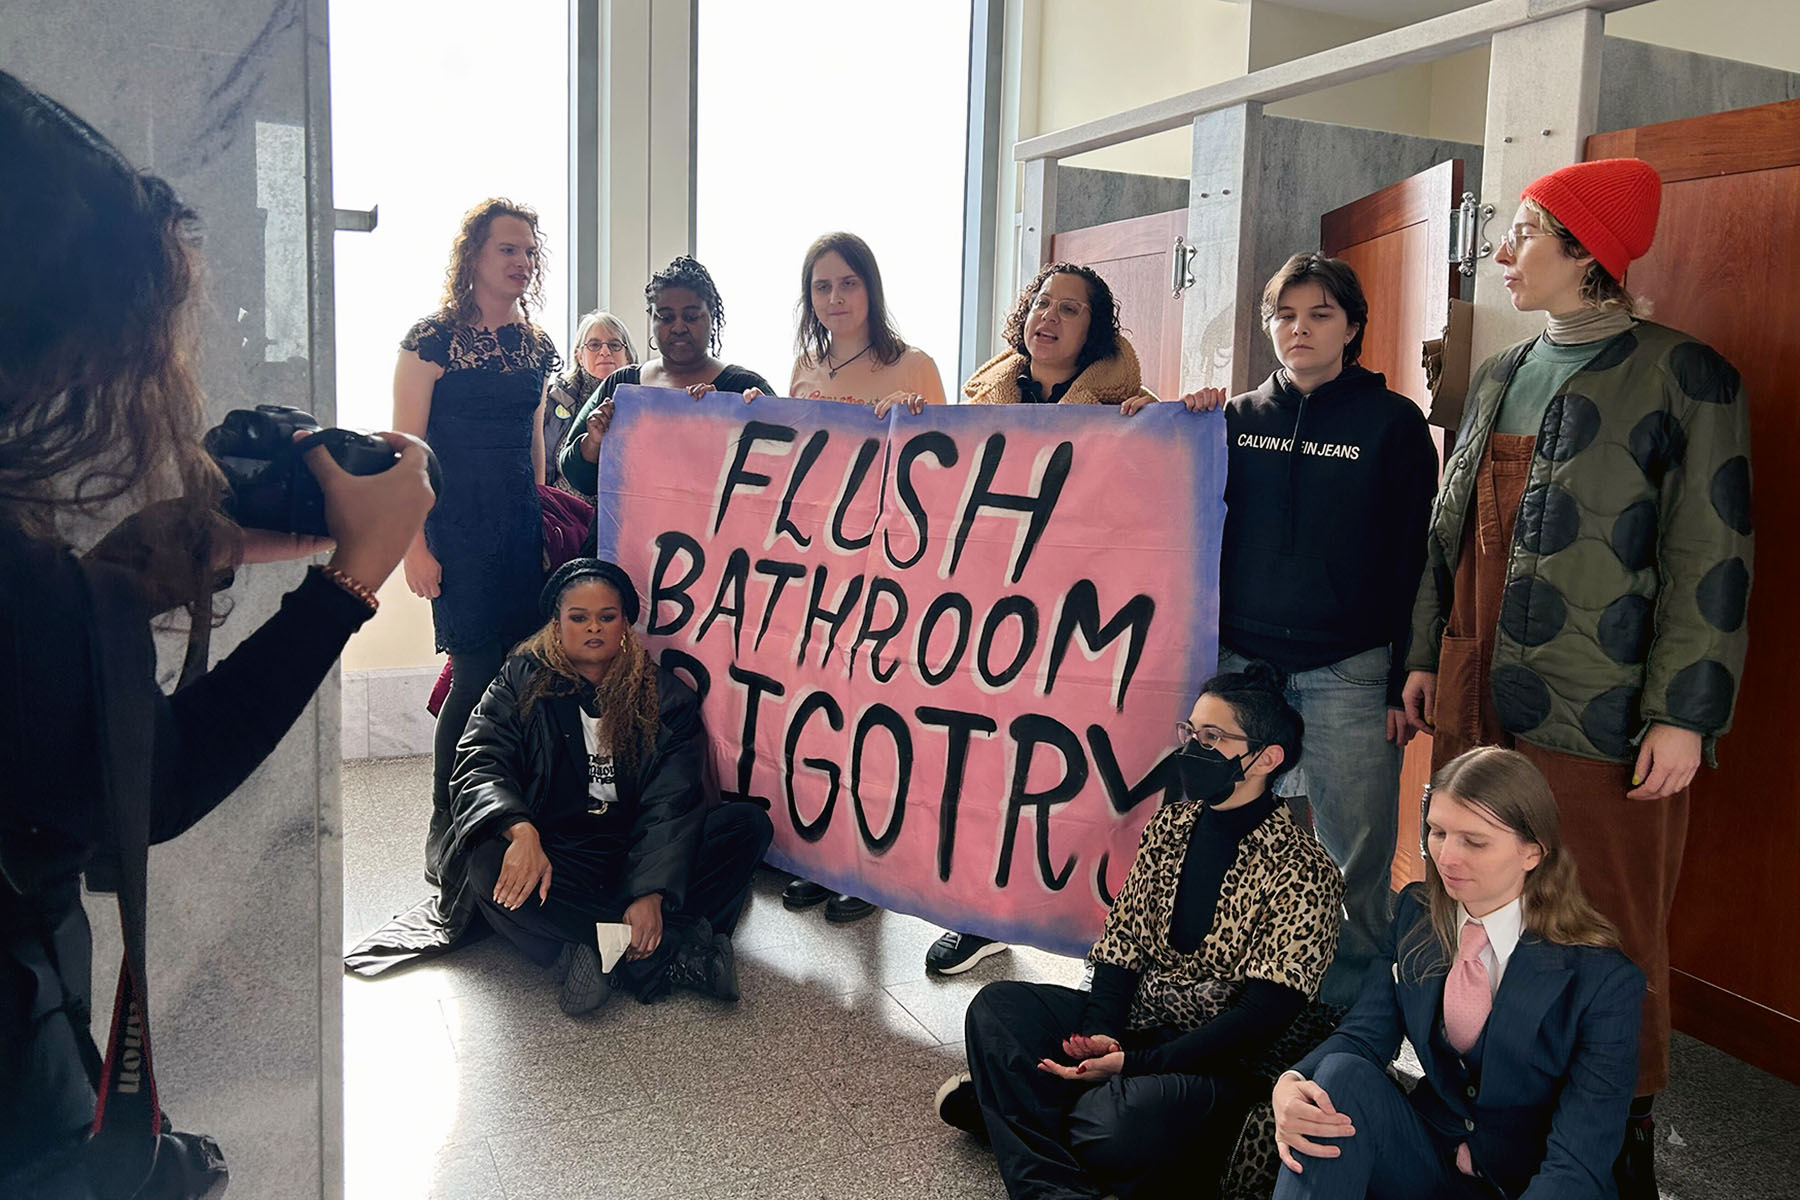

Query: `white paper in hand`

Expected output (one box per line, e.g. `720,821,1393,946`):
595,923,634,972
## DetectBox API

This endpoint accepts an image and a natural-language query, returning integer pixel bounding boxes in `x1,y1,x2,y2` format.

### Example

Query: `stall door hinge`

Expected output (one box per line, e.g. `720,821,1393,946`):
1449,192,1495,277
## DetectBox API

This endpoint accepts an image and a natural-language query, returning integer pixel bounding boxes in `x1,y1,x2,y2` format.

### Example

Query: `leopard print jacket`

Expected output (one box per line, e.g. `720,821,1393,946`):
1089,800,1344,1055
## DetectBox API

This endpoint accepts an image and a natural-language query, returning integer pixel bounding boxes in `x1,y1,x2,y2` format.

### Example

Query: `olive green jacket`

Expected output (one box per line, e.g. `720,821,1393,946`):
1407,322,1753,763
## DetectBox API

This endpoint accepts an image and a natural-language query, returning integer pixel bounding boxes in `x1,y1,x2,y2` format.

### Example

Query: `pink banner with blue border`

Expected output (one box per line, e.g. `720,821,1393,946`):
593,385,1225,956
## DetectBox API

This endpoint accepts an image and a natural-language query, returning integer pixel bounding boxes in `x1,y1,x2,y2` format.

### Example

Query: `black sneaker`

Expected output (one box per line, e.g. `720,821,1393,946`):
824,894,877,923
668,930,740,1002
1613,1115,1657,1200
556,941,611,1015
782,878,833,910
935,1072,986,1139
925,932,1009,976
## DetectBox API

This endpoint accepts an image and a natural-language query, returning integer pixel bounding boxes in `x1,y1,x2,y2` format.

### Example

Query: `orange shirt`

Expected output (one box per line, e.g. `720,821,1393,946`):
788,345,947,407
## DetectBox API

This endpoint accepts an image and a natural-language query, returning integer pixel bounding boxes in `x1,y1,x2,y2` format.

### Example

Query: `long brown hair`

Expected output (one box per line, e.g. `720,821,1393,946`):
1401,746,1621,982
436,198,548,328
0,69,230,608
794,232,906,369
513,595,660,770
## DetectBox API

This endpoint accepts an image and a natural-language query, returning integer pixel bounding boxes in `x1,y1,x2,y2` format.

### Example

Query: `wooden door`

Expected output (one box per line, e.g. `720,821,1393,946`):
1320,159,1464,890
1587,98,1800,1084
1050,209,1186,401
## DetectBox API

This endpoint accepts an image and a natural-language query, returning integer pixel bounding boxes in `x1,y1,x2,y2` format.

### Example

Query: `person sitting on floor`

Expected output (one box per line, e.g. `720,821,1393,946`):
446,557,773,1014
1272,746,1644,1199
936,662,1344,1199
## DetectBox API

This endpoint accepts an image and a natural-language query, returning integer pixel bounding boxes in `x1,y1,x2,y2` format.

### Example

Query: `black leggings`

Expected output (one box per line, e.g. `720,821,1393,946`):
427,641,508,874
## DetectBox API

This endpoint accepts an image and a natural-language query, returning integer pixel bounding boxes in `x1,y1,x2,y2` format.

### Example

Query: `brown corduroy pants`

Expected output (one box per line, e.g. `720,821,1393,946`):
1430,433,1685,1096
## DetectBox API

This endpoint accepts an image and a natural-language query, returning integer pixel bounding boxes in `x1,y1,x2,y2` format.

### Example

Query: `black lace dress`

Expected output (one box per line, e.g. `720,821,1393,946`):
401,318,560,653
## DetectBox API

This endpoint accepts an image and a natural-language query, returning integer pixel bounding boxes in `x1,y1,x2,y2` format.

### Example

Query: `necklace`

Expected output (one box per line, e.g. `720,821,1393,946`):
826,343,873,379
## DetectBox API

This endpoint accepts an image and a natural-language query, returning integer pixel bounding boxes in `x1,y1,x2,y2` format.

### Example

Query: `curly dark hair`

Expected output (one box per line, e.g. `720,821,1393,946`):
0,69,230,607
436,198,549,329
1001,262,1122,373
646,255,726,356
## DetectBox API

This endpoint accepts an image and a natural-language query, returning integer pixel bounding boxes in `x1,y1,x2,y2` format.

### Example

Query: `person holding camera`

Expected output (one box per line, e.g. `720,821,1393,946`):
0,70,434,1196
393,199,563,883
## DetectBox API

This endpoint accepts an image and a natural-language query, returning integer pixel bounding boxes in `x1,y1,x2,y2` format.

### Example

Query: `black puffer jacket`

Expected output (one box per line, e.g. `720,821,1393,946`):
444,657,707,910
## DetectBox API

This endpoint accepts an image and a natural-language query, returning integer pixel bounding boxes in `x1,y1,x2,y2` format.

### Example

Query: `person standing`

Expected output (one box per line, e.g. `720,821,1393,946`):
920,262,1158,977
1173,253,1439,1007
557,255,772,498
1400,158,1753,1198
545,311,636,492
394,198,562,881
741,231,946,923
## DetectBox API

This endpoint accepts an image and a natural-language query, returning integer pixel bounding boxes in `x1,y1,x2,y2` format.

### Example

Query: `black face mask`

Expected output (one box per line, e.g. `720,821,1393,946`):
1176,741,1256,807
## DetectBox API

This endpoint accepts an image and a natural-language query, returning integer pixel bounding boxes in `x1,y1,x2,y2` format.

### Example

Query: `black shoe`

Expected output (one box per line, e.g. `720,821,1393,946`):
556,941,612,1015
782,878,833,910
824,894,877,923
934,1072,986,1139
668,927,739,1002
1613,1115,1657,1200
925,931,1009,975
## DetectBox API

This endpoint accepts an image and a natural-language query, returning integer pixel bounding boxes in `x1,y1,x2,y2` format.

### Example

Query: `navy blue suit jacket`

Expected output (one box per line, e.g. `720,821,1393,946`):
1294,885,1644,1199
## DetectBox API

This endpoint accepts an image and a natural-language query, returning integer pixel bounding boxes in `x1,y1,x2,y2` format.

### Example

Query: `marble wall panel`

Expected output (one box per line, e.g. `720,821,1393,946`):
1055,166,1192,234
1599,36,1800,135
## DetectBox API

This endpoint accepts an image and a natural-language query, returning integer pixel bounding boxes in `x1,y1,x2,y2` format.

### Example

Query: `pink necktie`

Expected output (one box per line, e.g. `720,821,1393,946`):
1444,919,1492,1176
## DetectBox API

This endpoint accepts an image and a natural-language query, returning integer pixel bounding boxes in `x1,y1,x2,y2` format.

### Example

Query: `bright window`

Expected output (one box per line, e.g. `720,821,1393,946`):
695,0,974,402
329,0,570,435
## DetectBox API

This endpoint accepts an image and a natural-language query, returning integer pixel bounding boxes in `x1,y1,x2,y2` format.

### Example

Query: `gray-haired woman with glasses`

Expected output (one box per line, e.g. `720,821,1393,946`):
544,311,637,491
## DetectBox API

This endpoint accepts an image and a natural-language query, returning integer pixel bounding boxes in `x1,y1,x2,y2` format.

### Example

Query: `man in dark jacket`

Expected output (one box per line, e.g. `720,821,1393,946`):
446,559,772,1014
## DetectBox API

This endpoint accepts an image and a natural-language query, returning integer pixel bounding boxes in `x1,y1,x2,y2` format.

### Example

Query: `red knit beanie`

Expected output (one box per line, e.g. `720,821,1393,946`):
1521,158,1662,281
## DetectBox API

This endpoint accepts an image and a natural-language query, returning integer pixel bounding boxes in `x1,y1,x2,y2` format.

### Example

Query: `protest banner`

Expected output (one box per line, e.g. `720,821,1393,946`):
593,385,1225,956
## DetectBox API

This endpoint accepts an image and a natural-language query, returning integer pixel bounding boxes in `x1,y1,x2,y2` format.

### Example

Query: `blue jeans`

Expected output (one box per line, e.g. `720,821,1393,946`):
1272,1053,1488,1200
1219,646,1400,1007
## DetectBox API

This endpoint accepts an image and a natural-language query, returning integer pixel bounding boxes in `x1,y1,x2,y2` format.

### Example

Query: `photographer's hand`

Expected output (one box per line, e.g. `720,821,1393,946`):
301,431,435,594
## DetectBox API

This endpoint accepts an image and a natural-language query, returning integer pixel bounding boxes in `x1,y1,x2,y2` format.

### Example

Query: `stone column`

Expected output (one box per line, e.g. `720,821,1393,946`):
1471,8,1605,366
1181,102,1267,395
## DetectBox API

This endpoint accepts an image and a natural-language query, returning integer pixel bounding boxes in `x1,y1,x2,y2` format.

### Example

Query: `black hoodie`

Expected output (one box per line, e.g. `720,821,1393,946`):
1219,365,1438,707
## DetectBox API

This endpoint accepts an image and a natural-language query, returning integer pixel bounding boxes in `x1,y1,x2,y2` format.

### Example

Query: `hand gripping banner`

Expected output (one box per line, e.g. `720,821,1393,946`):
594,385,1225,956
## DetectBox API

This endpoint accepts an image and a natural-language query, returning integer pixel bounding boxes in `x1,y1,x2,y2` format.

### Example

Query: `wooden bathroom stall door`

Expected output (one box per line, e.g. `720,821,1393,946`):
1049,209,1187,401
1320,159,1465,889
1587,98,1800,1084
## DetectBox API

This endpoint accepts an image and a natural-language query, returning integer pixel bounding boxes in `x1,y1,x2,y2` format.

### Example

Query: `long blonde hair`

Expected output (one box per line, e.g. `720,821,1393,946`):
513,607,660,770
1401,746,1620,982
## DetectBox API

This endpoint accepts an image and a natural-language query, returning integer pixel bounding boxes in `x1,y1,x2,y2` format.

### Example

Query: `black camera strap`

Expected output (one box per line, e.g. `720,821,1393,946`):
81,561,165,1198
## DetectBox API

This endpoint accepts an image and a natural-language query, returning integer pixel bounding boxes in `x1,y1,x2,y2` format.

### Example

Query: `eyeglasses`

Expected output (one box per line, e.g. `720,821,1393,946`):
1175,721,1256,752
1029,294,1090,320
582,339,628,355
1498,226,1557,255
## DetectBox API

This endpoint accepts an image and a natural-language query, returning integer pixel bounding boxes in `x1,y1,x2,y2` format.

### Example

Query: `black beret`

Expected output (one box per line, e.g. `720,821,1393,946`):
540,558,641,624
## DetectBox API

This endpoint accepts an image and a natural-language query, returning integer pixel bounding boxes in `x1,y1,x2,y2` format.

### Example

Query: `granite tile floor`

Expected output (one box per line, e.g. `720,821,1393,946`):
343,756,1800,1199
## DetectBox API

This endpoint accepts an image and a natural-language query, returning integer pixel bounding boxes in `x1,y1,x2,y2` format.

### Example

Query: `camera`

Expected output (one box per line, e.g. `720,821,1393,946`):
204,405,440,536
